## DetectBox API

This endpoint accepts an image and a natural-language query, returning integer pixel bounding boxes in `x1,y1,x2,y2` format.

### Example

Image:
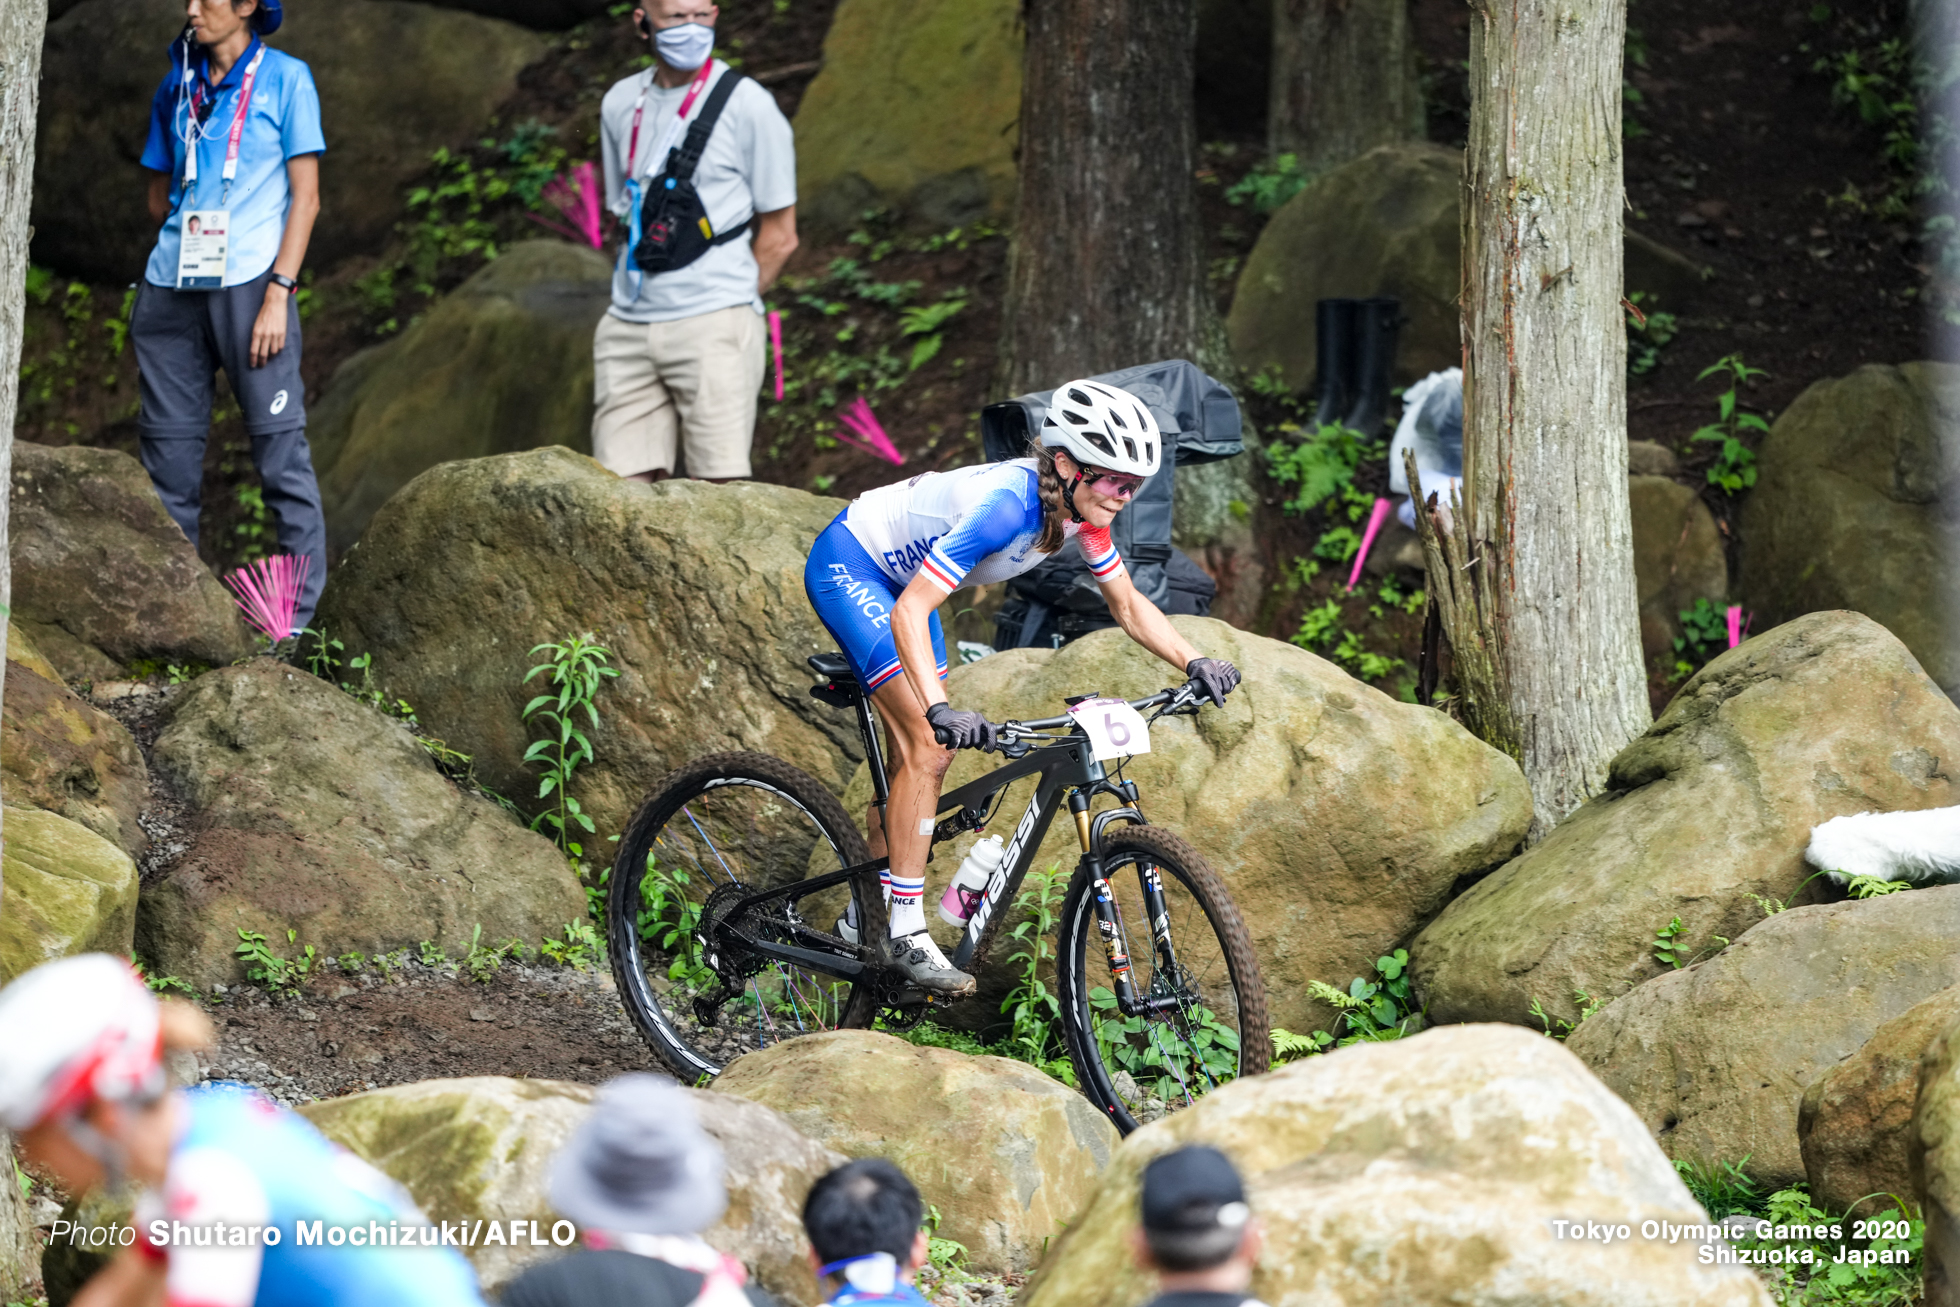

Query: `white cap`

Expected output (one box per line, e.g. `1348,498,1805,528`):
0,954,165,1131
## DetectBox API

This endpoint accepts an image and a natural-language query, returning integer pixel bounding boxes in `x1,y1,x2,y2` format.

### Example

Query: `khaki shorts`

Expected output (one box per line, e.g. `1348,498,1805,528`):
591,304,766,479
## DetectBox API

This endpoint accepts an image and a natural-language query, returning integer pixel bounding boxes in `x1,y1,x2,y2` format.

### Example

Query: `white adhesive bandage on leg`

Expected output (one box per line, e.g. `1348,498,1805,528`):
918,819,935,835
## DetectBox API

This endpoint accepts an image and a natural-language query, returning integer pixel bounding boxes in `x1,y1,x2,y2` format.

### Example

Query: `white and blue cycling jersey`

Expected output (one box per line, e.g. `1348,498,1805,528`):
804,460,1124,692
132,1082,486,1307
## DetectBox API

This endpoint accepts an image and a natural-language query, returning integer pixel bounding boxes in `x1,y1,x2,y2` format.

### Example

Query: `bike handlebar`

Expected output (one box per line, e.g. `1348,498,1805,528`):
978,681,1207,756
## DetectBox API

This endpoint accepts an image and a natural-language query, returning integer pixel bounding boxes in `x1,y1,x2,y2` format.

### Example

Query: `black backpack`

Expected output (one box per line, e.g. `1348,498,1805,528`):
634,71,750,275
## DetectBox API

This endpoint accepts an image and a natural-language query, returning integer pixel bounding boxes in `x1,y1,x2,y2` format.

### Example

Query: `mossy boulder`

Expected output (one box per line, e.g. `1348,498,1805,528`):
311,242,612,554
1912,1007,1960,1299
35,0,545,281
0,806,139,985
793,0,1022,231
1630,474,1728,664
10,443,254,680
316,450,861,841
1801,984,1960,1217
3,626,148,857
1019,1024,1772,1307
136,661,584,986
301,1076,844,1300
714,1031,1119,1274
0,1129,36,1303
844,618,1532,1036
1228,143,1713,390
1413,611,1960,1028
1737,362,1960,700
1569,885,1960,1191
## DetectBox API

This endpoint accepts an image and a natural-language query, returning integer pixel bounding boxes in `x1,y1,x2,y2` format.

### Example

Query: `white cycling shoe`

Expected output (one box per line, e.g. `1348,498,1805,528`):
834,915,860,946
887,930,976,996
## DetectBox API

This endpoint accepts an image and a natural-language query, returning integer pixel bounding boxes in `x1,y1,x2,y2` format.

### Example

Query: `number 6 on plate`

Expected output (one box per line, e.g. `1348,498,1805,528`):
1069,697,1152,762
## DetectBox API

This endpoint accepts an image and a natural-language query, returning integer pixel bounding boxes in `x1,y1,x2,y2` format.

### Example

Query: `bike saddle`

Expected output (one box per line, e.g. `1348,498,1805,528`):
808,651,861,707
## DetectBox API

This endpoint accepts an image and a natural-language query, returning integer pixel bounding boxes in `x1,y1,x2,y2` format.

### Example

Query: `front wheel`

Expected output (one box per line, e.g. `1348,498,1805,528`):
1057,825,1270,1134
607,752,878,1081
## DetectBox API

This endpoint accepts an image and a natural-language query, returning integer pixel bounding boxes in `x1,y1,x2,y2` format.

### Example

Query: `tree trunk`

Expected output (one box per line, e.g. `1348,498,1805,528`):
0,0,45,896
1000,0,1219,396
1461,0,1649,840
1268,0,1422,172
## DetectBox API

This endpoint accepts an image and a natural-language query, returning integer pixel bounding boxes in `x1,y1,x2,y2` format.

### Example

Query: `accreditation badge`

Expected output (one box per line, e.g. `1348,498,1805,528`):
175,210,229,290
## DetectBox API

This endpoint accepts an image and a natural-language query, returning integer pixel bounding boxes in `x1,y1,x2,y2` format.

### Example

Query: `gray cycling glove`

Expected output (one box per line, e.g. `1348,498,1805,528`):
1185,657,1242,709
926,702,999,752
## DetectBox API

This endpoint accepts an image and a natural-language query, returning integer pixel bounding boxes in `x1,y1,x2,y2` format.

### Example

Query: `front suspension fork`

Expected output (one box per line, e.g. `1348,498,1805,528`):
1072,791,1184,1019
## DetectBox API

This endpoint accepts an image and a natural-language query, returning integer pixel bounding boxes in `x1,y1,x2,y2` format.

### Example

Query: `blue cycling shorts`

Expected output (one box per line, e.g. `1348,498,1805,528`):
805,515,948,694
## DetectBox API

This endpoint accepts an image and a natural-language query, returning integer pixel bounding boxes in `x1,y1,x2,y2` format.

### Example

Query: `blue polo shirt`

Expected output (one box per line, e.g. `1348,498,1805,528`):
140,35,325,289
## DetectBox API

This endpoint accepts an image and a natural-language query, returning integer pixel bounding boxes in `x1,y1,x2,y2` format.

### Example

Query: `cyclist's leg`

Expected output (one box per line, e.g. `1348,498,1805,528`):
867,617,949,939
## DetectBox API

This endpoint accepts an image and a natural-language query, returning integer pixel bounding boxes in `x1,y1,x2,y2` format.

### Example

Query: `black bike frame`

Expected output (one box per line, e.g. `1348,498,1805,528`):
720,689,1183,1018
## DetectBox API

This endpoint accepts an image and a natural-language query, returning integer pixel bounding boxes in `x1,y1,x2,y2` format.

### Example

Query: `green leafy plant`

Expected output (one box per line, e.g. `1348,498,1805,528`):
921,1205,972,1282
1000,864,1071,1081
1675,1154,1762,1220
897,296,965,372
523,634,619,877
1270,1026,1332,1062
1847,874,1910,899
130,955,194,996
336,951,366,974
464,924,522,982
1691,355,1769,494
1267,422,1372,515
1306,949,1423,1045
1528,989,1606,1040
234,928,314,997
541,920,602,969
1669,596,1729,683
419,940,449,968
638,857,716,990
1624,293,1678,376
302,627,344,680
1225,153,1313,213
1088,986,1238,1101
1653,916,1688,968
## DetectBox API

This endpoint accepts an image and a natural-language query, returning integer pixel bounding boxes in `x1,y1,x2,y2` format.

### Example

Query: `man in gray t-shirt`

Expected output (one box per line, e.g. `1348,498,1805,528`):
593,0,798,482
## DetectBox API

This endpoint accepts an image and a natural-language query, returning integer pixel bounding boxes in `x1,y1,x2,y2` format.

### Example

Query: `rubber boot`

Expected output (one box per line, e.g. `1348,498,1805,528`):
1311,298,1359,428
1344,297,1402,435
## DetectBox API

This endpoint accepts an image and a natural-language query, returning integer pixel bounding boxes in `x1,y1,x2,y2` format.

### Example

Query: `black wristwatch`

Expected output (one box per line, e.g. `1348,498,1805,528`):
267,272,298,291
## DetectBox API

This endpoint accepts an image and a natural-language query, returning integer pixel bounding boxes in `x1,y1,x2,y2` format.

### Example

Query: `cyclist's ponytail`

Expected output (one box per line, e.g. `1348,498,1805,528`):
1028,443,1066,554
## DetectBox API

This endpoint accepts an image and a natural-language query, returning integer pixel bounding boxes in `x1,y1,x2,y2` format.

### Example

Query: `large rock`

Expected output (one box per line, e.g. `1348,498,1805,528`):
1019,1024,1771,1307
311,242,612,553
300,1076,844,1301
315,450,862,840
34,0,545,281
1567,884,1960,1190
843,618,1532,1035
793,0,1022,232
1801,984,1960,1217
1738,362,1960,700
0,1129,38,1303
136,661,585,986
0,805,139,985
1912,1009,1960,1302
1414,611,1960,1028
3,627,149,857
713,1030,1118,1274
1630,474,1728,663
11,443,255,678
1228,143,1714,391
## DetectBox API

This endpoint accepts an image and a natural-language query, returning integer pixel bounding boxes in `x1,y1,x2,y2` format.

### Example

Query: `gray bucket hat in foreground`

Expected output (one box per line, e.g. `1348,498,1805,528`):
548,1074,727,1235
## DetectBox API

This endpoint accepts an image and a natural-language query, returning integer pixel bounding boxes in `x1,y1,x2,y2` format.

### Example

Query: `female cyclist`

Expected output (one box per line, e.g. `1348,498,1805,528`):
803,379,1241,995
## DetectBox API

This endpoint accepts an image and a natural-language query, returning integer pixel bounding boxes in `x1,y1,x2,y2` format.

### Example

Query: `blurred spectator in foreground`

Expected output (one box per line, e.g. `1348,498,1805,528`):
502,1074,774,1307
802,1158,932,1307
1131,1146,1267,1307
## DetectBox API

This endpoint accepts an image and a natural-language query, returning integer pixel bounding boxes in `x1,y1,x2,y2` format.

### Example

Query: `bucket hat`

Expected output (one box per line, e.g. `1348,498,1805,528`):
548,1074,727,1235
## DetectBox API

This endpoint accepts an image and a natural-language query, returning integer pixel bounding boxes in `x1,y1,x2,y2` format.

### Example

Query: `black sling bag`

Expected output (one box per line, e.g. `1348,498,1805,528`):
633,70,750,275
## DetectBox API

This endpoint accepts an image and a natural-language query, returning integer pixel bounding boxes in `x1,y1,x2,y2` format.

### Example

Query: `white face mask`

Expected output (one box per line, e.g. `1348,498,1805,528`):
653,21,715,71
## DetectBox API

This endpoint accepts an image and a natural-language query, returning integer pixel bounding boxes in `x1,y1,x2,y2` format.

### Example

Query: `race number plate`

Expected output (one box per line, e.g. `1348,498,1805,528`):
1068,697,1151,762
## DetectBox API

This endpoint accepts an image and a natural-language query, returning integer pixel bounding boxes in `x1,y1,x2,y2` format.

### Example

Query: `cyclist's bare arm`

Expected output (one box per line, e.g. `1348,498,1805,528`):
890,571,952,714
73,1247,164,1307
1096,567,1205,673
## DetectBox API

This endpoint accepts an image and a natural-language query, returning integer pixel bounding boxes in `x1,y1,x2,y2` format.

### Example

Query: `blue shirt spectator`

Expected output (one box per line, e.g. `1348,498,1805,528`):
140,32,324,288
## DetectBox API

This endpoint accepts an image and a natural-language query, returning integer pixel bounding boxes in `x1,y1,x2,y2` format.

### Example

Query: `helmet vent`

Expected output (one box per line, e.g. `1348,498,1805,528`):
1123,437,1138,460
1066,411,1089,425
1086,431,1116,456
1067,387,1093,405
1110,409,1128,429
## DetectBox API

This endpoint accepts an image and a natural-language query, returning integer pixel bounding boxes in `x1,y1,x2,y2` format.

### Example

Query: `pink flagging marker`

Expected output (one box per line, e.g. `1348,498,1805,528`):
835,397,905,466
225,554,311,642
529,162,604,249
1346,497,1394,590
768,311,784,401
1726,604,1753,649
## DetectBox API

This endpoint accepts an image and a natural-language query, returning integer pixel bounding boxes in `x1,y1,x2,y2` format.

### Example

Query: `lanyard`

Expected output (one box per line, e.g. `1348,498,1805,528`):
183,44,265,205
625,57,714,183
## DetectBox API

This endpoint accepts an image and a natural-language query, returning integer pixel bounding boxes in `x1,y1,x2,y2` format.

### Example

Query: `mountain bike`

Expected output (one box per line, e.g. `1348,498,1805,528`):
606,651,1270,1133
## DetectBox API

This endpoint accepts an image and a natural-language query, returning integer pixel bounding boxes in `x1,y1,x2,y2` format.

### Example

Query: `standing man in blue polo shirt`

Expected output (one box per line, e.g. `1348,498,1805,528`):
135,0,327,634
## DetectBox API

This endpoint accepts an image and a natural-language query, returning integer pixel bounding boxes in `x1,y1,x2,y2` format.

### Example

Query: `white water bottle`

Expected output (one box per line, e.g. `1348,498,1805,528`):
938,835,1005,926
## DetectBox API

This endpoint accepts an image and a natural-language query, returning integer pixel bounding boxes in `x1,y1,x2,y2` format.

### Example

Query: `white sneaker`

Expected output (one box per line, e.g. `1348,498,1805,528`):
887,930,976,996
834,915,860,946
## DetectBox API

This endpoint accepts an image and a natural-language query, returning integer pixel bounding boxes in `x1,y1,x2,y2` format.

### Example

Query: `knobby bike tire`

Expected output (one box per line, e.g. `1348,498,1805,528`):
1057,824,1270,1134
607,751,878,1080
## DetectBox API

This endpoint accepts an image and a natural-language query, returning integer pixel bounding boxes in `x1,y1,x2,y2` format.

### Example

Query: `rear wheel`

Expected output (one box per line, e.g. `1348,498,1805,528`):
607,752,878,1080
1057,824,1269,1133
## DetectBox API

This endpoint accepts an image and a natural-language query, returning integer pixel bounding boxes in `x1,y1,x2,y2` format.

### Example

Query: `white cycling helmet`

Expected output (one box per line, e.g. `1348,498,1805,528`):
0,954,165,1131
1039,379,1163,479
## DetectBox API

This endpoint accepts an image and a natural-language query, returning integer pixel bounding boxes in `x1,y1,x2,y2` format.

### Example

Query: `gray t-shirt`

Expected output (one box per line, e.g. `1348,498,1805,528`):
598,61,797,324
